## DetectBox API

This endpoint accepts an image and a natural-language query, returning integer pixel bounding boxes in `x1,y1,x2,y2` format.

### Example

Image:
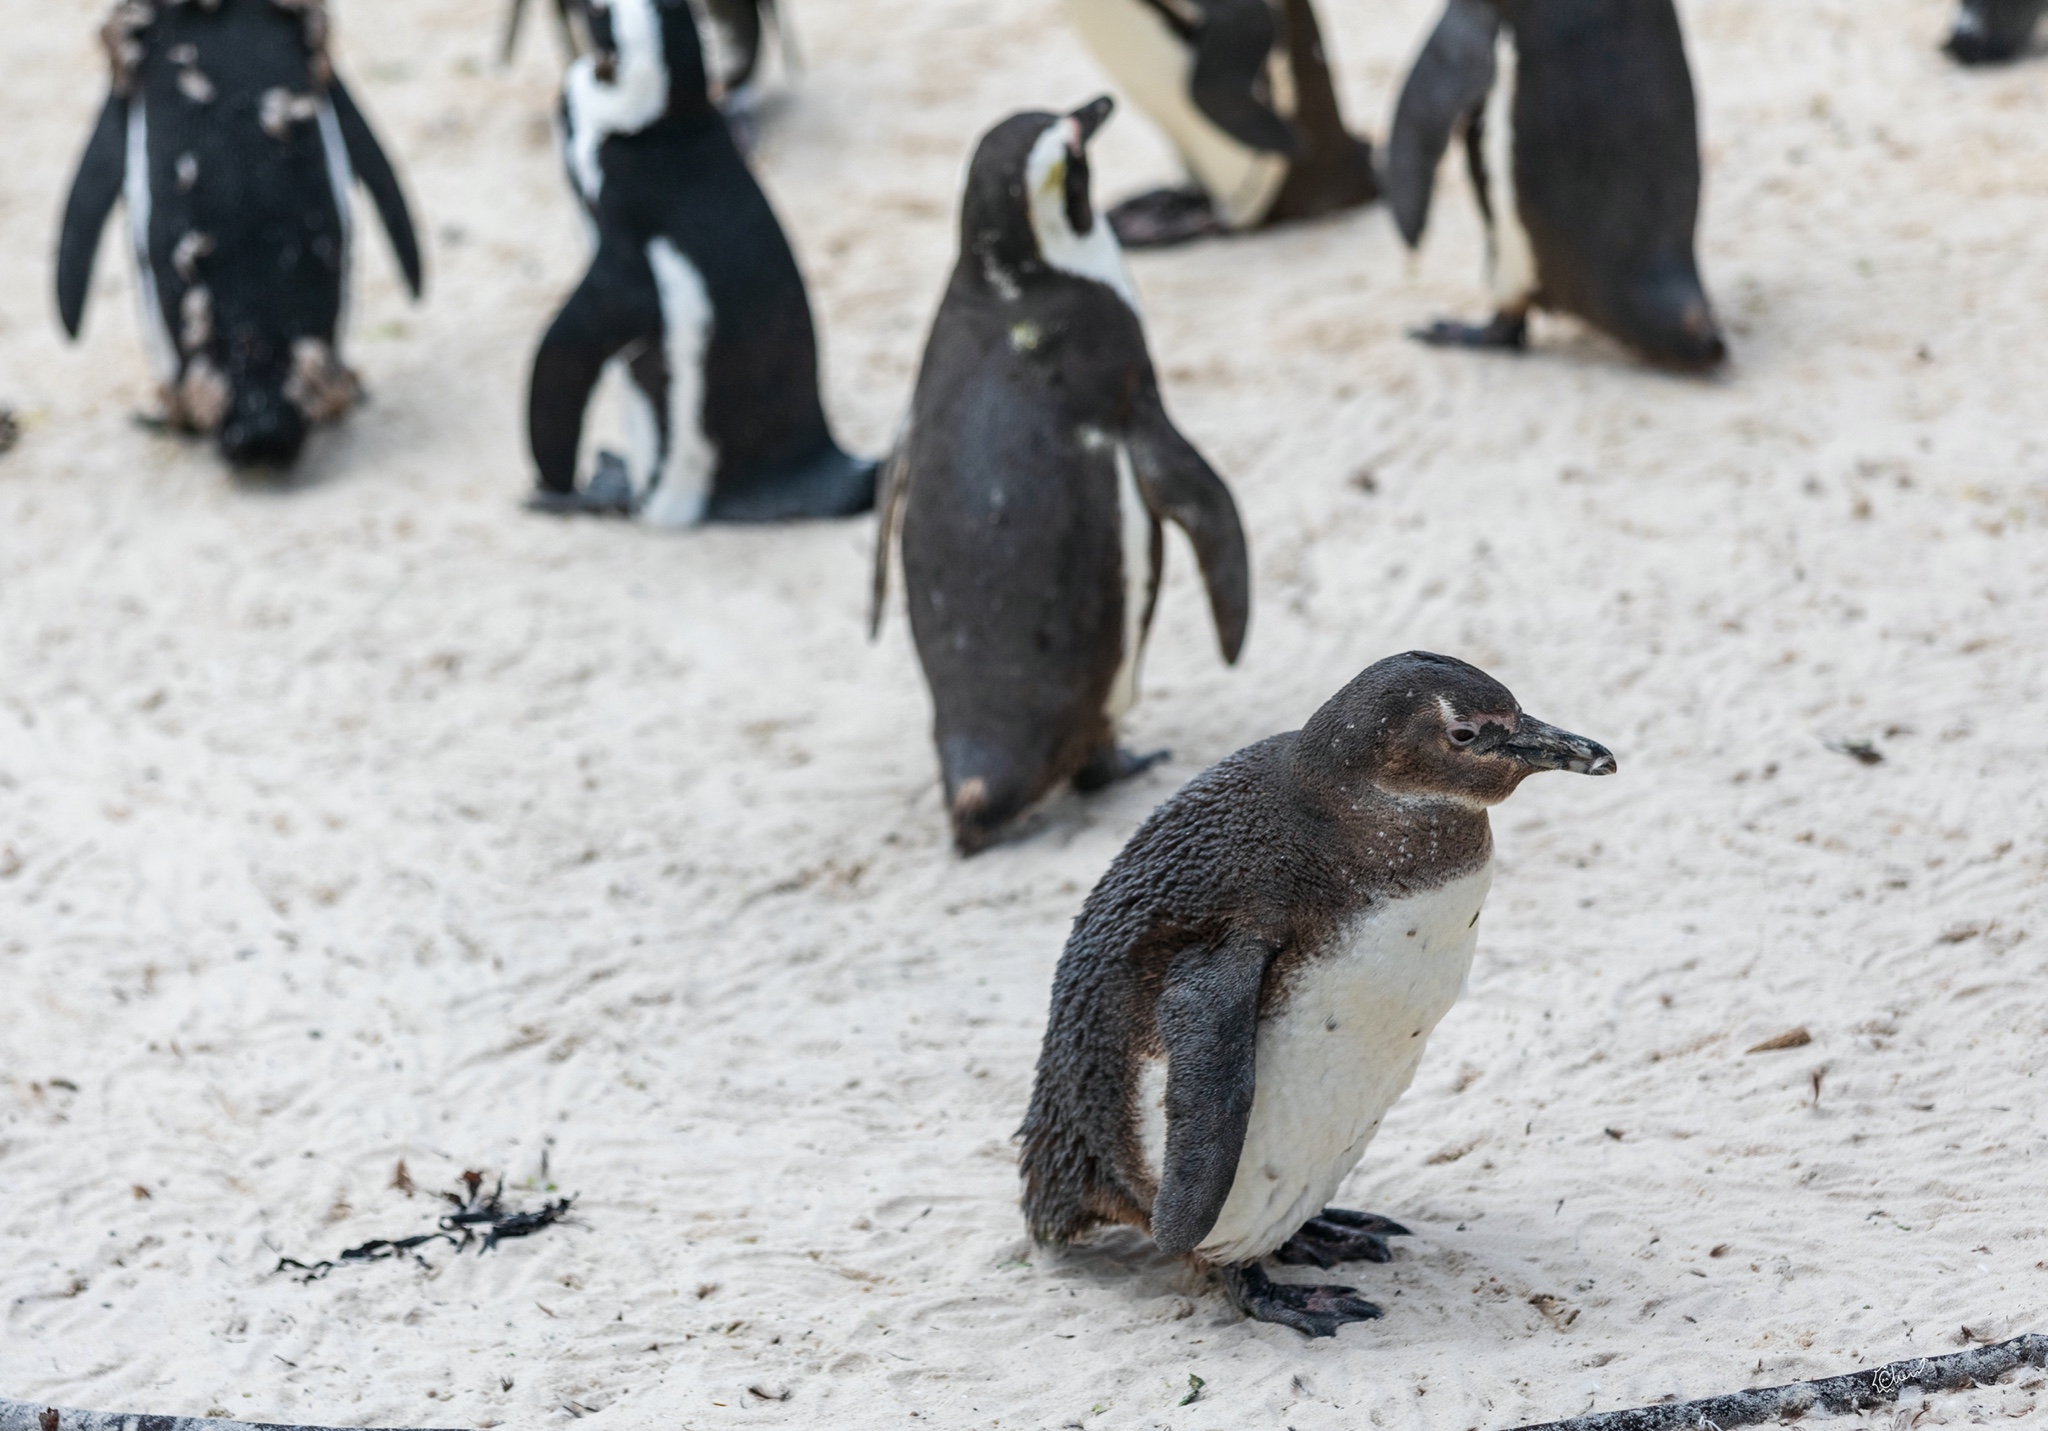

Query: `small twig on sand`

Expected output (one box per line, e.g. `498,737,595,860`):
1503,1333,2047,1431
2,1401,455,1431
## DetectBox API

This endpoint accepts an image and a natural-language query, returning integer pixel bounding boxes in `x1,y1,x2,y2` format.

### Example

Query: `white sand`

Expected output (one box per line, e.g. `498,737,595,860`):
4,0,2048,1426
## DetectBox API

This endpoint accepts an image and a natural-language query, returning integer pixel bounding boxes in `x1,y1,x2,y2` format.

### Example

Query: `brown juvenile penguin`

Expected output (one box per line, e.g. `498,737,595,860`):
1019,651,1614,1334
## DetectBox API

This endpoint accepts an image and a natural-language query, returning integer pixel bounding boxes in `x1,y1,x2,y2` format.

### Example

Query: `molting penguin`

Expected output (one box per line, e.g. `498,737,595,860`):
870,98,1250,855
1384,0,1725,370
56,0,423,467
525,0,871,523
1020,652,1614,1334
1065,0,1377,248
1944,0,2046,63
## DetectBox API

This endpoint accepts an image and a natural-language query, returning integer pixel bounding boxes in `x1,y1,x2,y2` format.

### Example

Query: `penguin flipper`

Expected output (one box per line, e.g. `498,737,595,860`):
1188,0,1298,157
328,78,424,299
527,248,661,499
56,94,128,340
1128,398,1250,664
867,442,909,640
1385,0,1499,247
1150,935,1272,1258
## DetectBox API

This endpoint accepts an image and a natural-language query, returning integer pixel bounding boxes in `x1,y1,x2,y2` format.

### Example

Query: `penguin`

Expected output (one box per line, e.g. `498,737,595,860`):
869,97,1250,855
1064,0,1378,248
56,0,423,468
1383,0,1725,370
1944,0,2046,63
1019,652,1615,1334
503,0,787,107
524,0,872,523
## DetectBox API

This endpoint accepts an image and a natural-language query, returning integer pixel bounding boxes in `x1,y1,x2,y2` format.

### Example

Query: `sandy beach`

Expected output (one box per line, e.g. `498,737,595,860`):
4,0,2047,1426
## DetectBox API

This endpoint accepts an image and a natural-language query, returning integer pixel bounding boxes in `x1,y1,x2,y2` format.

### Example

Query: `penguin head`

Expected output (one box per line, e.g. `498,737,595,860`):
584,0,710,115
1301,651,1616,807
959,97,1126,300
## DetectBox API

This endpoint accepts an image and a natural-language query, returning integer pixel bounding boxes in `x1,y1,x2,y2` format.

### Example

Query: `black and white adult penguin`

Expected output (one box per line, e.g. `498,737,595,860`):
869,98,1250,855
1383,0,1726,370
1944,0,2046,63
1065,0,1377,248
524,0,871,523
56,0,423,467
1020,653,1615,1334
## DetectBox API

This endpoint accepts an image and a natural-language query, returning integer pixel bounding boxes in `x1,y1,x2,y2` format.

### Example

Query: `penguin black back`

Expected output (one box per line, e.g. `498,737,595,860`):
56,0,422,467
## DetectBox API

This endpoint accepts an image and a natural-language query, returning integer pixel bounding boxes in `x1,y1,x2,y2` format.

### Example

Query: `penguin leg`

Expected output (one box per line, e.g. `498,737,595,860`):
1412,308,1528,350
526,242,662,515
1106,187,1226,250
1072,744,1170,793
1217,1263,1383,1338
1274,1208,1411,1268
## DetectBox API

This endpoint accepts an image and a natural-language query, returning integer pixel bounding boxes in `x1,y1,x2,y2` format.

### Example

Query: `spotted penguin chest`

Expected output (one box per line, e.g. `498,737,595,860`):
1139,863,1494,1266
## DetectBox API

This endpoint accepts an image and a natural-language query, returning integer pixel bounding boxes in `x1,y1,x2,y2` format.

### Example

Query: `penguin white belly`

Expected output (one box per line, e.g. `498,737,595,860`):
1141,863,1493,1265
1062,0,1287,229
636,237,718,527
1105,441,1155,721
1482,28,1538,308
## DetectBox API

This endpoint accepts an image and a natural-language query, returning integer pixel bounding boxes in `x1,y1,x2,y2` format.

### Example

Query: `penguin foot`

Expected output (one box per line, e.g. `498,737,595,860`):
1218,1263,1383,1338
1275,1208,1411,1268
527,450,637,517
1072,744,1169,793
1412,311,1529,351
1107,186,1226,249
703,447,878,523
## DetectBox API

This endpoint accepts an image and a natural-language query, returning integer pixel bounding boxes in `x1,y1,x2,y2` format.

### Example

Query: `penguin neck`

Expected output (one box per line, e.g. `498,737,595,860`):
1292,752,1496,878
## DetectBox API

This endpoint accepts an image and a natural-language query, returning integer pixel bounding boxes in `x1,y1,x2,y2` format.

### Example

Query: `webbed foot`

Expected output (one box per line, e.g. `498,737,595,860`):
704,446,877,522
1218,1262,1382,1338
527,450,637,517
1412,310,1529,350
1107,186,1225,249
1072,744,1169,793
1275,1207,1411,1268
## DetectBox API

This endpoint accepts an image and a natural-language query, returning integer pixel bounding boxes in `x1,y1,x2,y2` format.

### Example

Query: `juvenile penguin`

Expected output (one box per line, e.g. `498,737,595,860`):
525,0,871,523
1384,0,1725,369
870,98,1250,855
56,0,423,467
1020,652,1614,1334
1065,0,1377,247
1944,0,2046,63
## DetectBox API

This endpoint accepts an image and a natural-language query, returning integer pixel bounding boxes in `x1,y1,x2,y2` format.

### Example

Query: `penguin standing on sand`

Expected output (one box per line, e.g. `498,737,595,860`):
525,0,871,523
56,0,422,467
871,98,1250,855
1384,0,1725,369
1065,0,1377,247
1944,0,2045,63
1020,653,1614,1334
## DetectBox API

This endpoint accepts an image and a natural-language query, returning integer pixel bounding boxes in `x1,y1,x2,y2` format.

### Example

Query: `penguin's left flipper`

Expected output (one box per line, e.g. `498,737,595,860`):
56,94,128,339
1149,935,1273,1258
1384,0,1499,246
329,79,425,299
1274,1208,1412,1268
1189,0,1298,157
1218,1263,1384,1338
1127,397,1250,664
1412,310,1528,351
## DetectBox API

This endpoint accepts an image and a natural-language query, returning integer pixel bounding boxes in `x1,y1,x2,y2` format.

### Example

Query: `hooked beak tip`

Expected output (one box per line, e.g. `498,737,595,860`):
1070,94,1114,146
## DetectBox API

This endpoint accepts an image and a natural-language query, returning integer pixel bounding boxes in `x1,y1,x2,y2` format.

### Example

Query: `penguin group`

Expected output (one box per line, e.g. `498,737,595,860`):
39,0,2041,1346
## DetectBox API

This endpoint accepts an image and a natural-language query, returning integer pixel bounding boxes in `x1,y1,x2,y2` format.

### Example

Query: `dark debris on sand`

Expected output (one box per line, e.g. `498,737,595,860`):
276,1170,577,1282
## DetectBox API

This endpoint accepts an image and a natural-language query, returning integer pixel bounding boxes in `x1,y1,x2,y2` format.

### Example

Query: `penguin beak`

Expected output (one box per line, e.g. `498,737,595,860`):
1068,95,1115,149
1500,717,1617,776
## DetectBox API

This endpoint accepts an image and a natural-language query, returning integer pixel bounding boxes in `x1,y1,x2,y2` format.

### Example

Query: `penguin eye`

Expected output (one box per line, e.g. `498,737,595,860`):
1448,723,1479,746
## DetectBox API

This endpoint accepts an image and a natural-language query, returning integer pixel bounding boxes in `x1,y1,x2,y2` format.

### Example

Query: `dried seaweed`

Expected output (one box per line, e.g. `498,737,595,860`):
1504,1333,2047,1431
275,1170,575,1282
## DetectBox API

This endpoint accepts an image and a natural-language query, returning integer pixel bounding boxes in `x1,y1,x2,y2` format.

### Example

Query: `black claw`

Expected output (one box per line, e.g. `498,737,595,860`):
1219,1263,1384,1338
1275,1207,1411,1267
